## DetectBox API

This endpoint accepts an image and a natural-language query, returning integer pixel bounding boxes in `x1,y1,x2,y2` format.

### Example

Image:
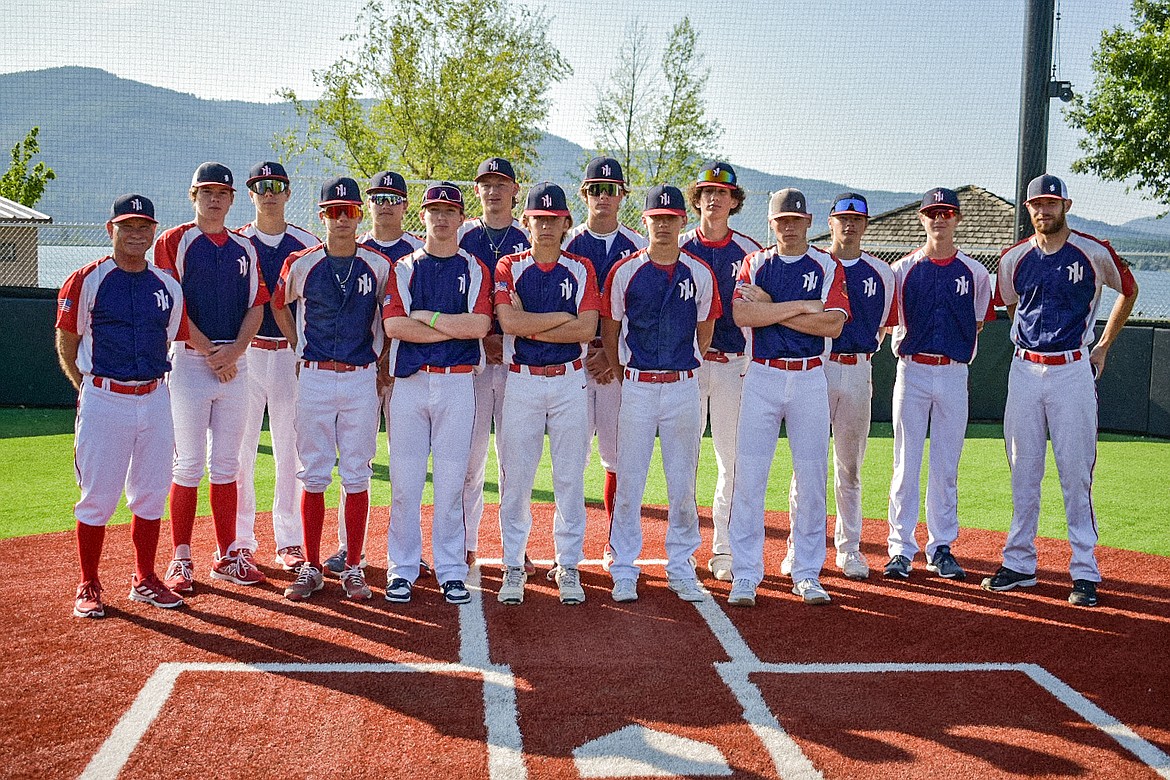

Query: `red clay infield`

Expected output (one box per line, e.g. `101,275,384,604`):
2,505,1168,779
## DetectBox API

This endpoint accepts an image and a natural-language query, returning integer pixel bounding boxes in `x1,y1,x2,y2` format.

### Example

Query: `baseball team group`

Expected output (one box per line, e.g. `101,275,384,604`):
55,153,1138,620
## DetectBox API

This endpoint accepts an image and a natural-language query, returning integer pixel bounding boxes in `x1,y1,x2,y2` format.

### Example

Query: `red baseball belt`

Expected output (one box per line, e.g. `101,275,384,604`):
420,364,475,374
250,337,290,350
1015,348,1083,366
509,359,584,376
908,353,953,366
624,368,695,383
829,352,872,365
752,357,823,371
91,376,160,395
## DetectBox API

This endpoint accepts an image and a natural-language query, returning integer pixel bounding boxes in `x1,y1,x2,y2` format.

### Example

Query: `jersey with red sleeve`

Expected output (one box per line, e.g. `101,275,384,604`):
57,257,186,381
680,227,761,354
273,245,391,366
734,245,851,360
494,249,601,367
829,251,896,354
889,248,993,363
458,219,529,280
997,231,1136,352
563,224,647,295
603,248,721,371
383,248,494,377
359,231,423,263
238,222,319,339
153,223,268,342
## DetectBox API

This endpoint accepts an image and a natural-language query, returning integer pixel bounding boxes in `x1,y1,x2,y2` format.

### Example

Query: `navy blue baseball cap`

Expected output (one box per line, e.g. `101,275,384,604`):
191,161,234,191
830,192,869,217
110,194,158,224
695,160,737,190
919,187,962,213
524,181,571,217
1026,174,1069,202
246,161,288,187
584,156,626,184
367,170,407,195
643,184,687,217
475,157,516,182
318,176,362,207
768,188,811,219
421,181,465,210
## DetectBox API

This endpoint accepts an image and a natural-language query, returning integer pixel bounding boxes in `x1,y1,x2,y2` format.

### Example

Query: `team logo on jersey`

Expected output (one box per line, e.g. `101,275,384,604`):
863,276,877,298
955,276,970,296
730,259,743,279
678,278,696,301
237,257,248,276
458,274,467,294
560,278,573,300
1067,261,1084,284
513,242,526,253
154,289,170,311
802,271,817,292
357,274,372,296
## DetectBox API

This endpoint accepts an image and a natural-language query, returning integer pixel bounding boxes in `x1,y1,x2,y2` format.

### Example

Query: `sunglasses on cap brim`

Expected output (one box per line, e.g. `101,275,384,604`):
697,169,735,185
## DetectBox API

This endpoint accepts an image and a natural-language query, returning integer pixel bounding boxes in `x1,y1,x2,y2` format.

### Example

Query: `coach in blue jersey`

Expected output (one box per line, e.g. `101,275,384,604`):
57,195,187,618
602,184,720,604
983,175,1138,607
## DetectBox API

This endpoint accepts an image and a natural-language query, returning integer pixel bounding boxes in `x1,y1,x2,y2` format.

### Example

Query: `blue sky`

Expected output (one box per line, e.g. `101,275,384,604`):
0,0,1159,223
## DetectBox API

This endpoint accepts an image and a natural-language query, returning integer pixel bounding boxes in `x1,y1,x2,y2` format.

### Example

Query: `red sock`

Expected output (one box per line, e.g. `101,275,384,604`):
169,483,198,550
603,470,618,522
344,490,369,567
76,521,106,584
209,481,237,558
301,490,326,568
131,515,161,581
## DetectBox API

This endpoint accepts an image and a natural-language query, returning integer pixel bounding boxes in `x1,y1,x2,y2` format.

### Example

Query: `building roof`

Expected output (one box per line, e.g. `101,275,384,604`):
0,195,51,222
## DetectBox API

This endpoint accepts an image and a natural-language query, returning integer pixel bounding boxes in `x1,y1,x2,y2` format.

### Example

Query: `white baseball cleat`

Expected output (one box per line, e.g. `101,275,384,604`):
727,579,757,607
792,578,831,605
668,578,709,602
708,553,734,582
836,550,870,580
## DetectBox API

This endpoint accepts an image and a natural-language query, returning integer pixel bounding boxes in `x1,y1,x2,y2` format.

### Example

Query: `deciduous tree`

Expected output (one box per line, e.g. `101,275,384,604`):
0,127,55,208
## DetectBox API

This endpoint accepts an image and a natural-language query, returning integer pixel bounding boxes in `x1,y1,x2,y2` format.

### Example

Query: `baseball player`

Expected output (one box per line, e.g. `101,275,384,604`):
57,194,187,617
494,182,601,606
235,161,319,573
819,193,895,580
680,161,762,582
725,189,850,607
563,156,647,566
602,183,720,604
325,170,423,576
155,162,268,594
884,187,993,582
383,182,492,605
983,174,1138,607
459,158,530,566
271,176,392,601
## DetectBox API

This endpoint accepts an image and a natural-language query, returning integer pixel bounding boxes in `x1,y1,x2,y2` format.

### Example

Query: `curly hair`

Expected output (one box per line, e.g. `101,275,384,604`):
685,182,746,216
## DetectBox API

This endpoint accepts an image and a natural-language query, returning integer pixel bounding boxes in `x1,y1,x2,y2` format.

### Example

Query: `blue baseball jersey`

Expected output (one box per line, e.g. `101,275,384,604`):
154,223,267,343
458,219,529,280
603,249,721,372
57,257,186,381
735,245,851,360
889,248,994,363
494,249,602,367
563,224,647,294
827,251,896,354
680,227,762,354
274,245,392,366
383,248,494,377
359,230,423,263
238,222,319,339
997,231,1136,353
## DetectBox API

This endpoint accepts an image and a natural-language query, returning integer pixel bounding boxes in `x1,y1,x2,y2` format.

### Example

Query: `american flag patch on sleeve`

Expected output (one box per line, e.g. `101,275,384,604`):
494,281,508,292
59,298,73,312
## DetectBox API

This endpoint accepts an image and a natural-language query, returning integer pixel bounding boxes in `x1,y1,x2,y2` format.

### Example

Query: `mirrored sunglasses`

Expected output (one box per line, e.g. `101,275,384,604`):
370,193,406,206
832,198,868,216
322,204,362,220
586,182,621,197
249,179,288,195
697,168,735,185
923,207,958,220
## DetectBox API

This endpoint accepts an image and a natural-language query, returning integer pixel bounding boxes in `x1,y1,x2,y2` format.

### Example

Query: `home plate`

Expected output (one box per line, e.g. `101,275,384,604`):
572,724,732,777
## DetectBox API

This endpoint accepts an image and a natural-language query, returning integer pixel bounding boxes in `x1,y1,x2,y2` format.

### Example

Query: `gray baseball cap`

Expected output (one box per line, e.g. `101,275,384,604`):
768,188,811,219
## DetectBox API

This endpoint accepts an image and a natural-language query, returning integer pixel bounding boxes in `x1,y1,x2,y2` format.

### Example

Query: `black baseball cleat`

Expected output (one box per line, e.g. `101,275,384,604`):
1068,579,1099,607
981,566,1038,592
926,546,967,580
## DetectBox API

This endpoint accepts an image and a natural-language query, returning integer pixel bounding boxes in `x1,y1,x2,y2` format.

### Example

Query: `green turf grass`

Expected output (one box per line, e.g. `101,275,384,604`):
2,407,1166,556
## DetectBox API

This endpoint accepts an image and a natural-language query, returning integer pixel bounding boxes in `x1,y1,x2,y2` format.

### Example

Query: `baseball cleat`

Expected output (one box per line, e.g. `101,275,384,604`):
668,578,710,602
385,578,413,603
552,566,585,605
792,578,831,605
925,546,967,580
497,566,527,605
274,546,307,571
708,553,734,582
284,564,324,601
780,546,794,577
836,550,870,580
324,549,367,577
523,554,537,576
210,552,267,586
611,578,638,603
441,580,471,605
981,566,1038,592
883,555,912,579
1068,579,1099,607
129,573,185,609
163,557,195,594
341,565,372,600
73,581,105,619
601,544,615,572
727,579,757,607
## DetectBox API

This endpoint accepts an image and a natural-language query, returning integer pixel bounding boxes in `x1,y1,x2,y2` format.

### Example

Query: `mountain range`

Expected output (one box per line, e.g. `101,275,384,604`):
1,67,1167,250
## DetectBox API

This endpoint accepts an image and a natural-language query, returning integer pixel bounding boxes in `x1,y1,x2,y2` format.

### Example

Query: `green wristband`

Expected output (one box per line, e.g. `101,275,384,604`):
429,311,441,328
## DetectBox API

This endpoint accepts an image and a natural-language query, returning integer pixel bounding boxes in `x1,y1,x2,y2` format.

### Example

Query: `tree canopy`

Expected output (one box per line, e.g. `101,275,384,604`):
1066,0,1170,206
0,127,55,208
278,0,570,181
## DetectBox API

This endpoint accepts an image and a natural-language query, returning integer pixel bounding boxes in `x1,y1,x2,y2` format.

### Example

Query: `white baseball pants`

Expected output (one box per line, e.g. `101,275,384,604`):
698,354,747,556
463,363,506,553
826,357,873,555
170,346,249,487
336,382,390,550
294,365,378,495
587,374,622,473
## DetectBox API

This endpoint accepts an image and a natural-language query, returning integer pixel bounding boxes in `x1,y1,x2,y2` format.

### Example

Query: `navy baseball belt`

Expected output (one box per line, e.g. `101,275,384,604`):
91,376,161,395
909,353,953,366
250,337,290,350
829,352,872,365
624,368,695,383
752,356,822,371
509,359,584,376
704,350,744,363
1015,347,1083,366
